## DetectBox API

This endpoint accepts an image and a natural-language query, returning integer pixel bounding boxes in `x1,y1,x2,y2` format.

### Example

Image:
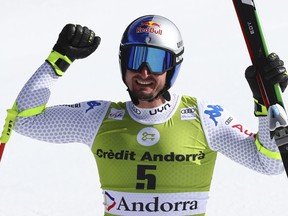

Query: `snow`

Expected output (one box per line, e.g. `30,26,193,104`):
1,0,288,215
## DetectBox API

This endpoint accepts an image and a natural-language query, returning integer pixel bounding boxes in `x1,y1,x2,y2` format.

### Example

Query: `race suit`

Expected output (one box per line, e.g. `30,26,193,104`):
12,62,283,216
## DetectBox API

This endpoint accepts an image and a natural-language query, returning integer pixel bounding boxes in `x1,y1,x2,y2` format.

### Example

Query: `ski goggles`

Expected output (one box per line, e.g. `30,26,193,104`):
121,45,183,74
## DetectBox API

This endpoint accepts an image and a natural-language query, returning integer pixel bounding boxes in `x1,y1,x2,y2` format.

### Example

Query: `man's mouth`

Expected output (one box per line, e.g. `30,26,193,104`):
135,79,153,86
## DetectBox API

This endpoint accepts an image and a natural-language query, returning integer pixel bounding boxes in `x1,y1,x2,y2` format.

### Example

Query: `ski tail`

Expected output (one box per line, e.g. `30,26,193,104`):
232,0,288,177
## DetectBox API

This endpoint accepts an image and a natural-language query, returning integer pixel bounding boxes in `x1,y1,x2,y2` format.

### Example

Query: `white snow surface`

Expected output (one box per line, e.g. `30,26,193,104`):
1,0,288,215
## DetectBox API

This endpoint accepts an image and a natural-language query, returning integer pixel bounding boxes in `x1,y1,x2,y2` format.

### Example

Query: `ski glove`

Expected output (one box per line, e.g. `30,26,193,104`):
46,24,101,76
245,53,288,116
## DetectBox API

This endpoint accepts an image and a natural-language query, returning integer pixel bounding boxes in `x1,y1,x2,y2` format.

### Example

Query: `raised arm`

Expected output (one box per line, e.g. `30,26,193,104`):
11,24,107,147
200,53,288,175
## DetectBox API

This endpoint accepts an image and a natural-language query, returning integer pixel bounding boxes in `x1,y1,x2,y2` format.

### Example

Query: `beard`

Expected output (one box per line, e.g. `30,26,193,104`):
129,90,156,101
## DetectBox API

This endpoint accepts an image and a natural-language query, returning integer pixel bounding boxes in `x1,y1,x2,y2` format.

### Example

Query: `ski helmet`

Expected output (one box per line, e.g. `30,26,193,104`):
119,15,184,103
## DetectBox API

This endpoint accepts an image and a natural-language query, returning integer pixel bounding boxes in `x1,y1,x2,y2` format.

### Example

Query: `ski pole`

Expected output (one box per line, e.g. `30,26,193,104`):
0,108,18,162
0,143,5,161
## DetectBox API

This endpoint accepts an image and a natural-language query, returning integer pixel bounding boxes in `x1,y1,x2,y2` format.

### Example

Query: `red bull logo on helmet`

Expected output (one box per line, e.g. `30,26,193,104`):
141,21,161,28
136,21,162,35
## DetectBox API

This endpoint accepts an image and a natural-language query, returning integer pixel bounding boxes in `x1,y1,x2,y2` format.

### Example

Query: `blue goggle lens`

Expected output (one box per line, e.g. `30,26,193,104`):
123,46,175,74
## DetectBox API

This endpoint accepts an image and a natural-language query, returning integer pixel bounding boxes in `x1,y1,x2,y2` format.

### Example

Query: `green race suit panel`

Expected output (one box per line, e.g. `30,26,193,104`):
92,96,217,215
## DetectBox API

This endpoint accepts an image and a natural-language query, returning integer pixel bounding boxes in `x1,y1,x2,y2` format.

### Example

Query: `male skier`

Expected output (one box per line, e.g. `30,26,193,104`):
9,15,288,215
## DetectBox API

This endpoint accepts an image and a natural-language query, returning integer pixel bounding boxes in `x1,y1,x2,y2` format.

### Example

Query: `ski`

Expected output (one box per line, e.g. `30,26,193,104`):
232,0,288,177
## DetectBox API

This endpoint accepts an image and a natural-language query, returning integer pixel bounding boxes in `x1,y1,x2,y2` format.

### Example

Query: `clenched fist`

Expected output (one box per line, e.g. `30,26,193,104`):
53,24,101,61
46,24,101,76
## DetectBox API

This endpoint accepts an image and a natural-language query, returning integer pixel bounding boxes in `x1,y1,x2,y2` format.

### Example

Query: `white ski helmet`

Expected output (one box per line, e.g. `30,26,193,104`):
119,15,184,102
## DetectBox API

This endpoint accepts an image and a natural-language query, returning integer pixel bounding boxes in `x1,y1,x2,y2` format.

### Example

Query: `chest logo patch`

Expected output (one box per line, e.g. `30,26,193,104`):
180,106,197,120
137,127,160,146
108,108,125,120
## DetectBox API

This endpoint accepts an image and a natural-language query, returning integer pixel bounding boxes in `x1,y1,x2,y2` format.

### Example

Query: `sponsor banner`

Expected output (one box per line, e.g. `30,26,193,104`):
103,190,208,216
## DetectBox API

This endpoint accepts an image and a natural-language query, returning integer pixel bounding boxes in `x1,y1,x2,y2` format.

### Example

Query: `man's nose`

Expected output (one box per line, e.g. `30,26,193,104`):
139,65,151,78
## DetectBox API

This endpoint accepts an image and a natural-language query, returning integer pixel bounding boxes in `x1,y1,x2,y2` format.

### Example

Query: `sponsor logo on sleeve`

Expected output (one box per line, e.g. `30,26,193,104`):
60,103,82,108
85,101,101,113
204,105,224,126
